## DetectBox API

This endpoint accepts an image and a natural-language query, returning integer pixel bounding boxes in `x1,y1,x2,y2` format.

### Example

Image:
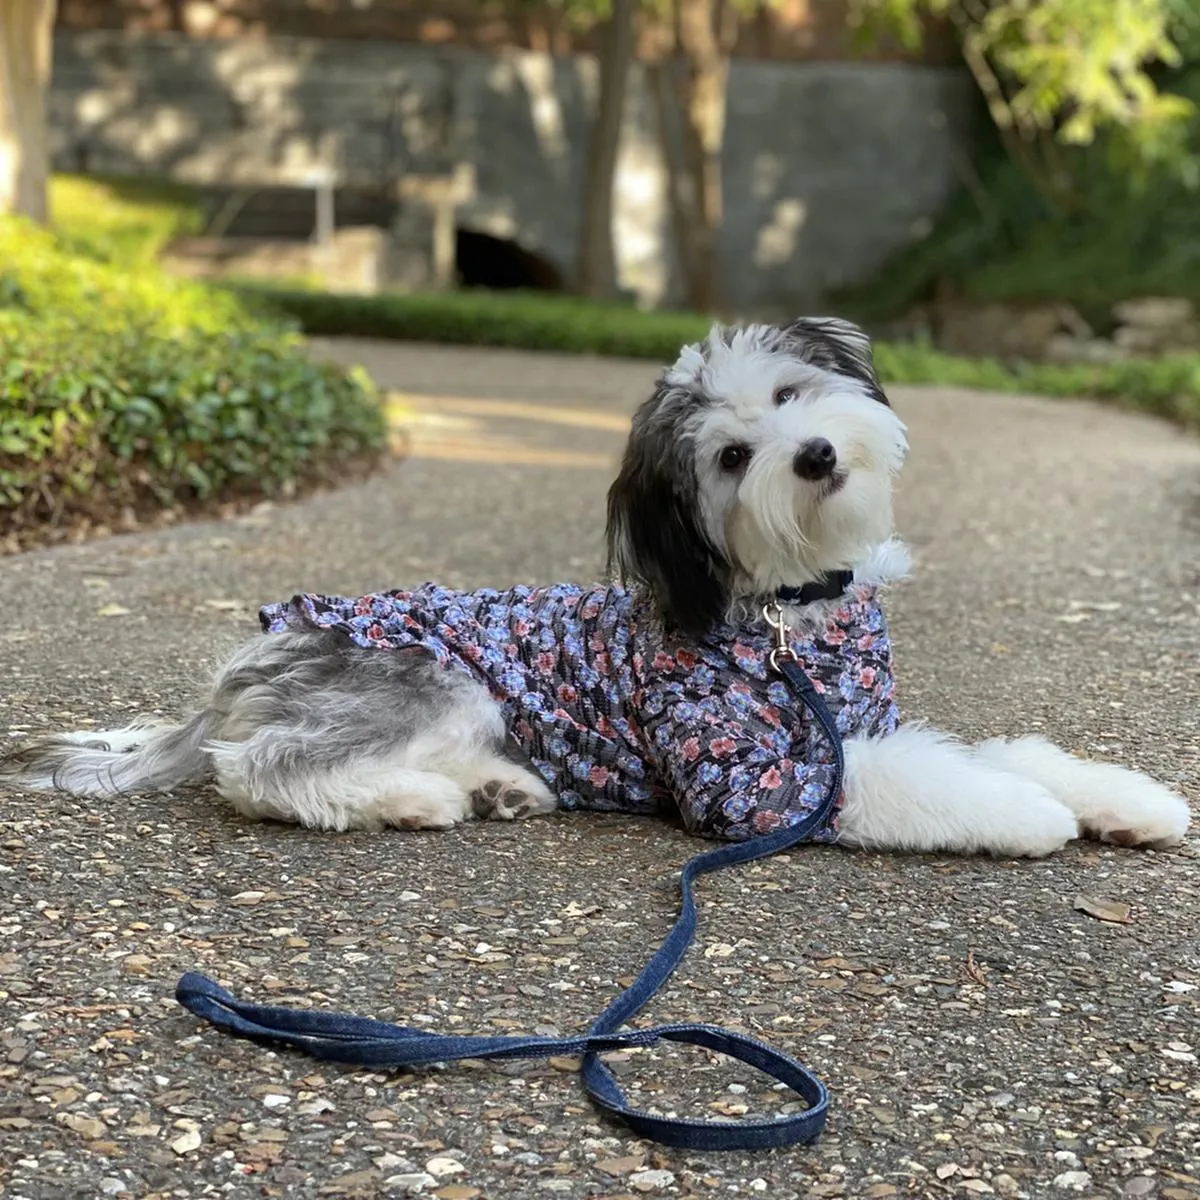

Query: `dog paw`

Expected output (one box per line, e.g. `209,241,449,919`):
1078,773,1191,849
472,780,554,821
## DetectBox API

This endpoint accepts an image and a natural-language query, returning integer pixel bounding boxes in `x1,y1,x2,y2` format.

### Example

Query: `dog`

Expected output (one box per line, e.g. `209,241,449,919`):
2,318,1190,857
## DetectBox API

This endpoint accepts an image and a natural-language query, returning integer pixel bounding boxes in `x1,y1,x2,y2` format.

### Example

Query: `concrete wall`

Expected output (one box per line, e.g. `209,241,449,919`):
49,30,976,311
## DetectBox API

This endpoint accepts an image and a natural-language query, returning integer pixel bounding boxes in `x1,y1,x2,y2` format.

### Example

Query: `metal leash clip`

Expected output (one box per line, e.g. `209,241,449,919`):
762,602,796,672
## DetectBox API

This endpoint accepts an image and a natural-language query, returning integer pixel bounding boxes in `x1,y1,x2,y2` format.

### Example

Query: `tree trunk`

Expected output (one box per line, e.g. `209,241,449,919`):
574,0,636,299
648,60,702,309
674,0,728,313
0,0,57,223
650,0,735,313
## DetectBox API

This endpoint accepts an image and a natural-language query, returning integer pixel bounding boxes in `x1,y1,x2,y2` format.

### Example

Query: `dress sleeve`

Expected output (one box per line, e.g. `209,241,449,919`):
641,667,843,844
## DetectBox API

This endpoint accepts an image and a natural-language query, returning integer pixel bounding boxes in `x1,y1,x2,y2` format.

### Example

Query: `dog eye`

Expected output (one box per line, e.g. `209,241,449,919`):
718,445,750,471
774,385,799,406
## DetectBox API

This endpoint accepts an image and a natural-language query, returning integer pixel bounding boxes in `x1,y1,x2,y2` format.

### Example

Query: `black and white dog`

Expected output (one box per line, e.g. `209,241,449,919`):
3,319,1190,857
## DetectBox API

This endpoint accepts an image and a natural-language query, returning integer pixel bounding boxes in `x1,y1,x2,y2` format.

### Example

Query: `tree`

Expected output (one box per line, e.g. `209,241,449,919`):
849,0,1194,210
0,0,57,222
575,0,637,298
515,0,748,311
648,0,740,313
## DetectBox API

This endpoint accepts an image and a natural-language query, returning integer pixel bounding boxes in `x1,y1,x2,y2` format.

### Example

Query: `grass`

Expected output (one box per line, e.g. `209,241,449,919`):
235,284,1200,429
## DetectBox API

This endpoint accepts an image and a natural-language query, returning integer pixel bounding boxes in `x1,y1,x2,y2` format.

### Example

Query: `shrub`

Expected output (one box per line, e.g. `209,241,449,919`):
50,173,205,267
836,66,1200,326
0,217,387,548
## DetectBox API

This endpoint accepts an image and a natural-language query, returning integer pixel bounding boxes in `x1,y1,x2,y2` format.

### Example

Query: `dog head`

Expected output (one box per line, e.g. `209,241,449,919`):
606,317,908,635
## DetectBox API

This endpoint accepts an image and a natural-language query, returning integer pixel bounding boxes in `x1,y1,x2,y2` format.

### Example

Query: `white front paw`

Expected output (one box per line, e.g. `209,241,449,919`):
975,736,1191,850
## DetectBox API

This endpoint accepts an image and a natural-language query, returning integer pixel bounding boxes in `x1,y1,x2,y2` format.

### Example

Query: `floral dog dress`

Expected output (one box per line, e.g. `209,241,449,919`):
259,581,899,843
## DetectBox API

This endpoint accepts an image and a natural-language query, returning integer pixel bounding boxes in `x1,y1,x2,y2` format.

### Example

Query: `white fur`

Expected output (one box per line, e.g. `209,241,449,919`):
840,725,1081,857
974,735,1190,849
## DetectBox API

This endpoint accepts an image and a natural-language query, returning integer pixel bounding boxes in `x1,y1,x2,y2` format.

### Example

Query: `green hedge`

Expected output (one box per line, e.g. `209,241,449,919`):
239,284,1200,429
234,284,715,359
0,217,387,545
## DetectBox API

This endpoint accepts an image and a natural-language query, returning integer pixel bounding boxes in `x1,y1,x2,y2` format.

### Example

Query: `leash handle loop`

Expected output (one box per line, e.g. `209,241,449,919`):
176,656,843,1151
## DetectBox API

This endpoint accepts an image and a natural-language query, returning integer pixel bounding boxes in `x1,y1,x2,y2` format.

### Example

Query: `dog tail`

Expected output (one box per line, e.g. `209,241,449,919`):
0,714,211,798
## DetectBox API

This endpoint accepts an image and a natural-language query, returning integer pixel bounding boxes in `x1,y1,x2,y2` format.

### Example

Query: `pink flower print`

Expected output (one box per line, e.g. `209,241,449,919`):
537,651,556,675
652,651,676,671
857,634,876,652
761,705,781,728
354,598,373,616
589,765,610,788
557,683,578,704
597,715,616,737
857,666,876,690
709,736,737,758
595,652,611,676
759,765,783,790
366,623,384,640
753,810,783,833
823,626,846,646
682,737,701,762
676,648,697,669
512,618,531,637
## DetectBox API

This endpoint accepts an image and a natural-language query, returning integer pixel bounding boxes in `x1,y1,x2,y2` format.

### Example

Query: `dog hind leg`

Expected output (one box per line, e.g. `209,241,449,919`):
208,633,556,831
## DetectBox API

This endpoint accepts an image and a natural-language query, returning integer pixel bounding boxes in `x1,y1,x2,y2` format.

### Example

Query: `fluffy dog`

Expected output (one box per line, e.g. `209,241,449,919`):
2,319,1190,857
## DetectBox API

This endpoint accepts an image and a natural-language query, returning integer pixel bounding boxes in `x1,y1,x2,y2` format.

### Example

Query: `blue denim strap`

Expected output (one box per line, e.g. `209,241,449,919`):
176,656,842,1151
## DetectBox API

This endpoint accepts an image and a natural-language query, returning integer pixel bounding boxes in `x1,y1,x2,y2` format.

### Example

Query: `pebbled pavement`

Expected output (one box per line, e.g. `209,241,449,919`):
1,338,1199,1200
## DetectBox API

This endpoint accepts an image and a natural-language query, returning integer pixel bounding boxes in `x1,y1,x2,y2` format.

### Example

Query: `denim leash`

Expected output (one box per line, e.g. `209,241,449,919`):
176,600,844,1152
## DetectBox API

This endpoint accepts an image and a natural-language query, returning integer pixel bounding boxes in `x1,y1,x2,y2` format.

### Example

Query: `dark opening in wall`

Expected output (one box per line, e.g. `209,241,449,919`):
456,229,565,291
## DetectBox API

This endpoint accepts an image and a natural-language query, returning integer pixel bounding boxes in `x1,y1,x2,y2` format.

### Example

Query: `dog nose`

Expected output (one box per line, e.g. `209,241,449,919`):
793,438,837,480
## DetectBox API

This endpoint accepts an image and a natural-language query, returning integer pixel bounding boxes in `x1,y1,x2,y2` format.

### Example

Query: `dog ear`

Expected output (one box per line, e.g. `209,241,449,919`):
781,316,889,406
606,385,732,638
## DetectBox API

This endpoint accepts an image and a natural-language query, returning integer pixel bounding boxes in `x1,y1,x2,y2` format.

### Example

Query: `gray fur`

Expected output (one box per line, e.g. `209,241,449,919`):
0,631,550,831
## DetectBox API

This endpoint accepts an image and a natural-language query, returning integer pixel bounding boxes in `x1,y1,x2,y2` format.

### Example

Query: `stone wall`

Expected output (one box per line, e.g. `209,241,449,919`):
49,30,976,310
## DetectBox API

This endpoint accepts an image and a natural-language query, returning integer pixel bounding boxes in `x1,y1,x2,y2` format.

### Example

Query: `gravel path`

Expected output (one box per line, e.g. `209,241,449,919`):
2,339,1198,1200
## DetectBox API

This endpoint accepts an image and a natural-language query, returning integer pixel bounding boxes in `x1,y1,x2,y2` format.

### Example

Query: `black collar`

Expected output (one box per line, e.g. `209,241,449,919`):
777,571,854,607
